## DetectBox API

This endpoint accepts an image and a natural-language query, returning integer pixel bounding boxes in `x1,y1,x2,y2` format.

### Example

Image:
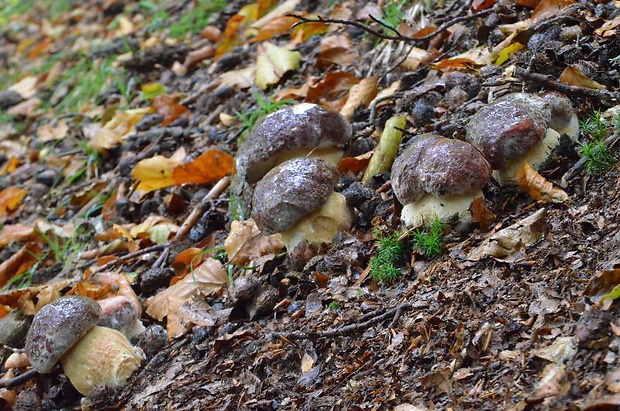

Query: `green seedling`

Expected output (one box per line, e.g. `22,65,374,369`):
412,216,444,258
169,0,226,38
579,139,617,175
370,229,406,283
236,90,294,143
229,191,245,221
379,0,409,34
328,301,341,311
610,54,620,66
580,111,609,140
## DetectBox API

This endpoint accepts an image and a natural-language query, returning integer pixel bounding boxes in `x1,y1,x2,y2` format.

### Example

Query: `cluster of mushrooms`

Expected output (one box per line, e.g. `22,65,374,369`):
18,92,579,398
238,91,578,240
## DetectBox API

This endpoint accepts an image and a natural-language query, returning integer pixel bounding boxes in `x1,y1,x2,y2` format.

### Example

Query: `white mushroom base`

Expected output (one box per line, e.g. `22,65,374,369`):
280,191,354,251
401,191,484,228
494,128,561,186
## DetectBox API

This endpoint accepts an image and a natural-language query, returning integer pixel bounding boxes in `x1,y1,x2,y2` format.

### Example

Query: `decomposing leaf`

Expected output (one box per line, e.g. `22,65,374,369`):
559,65,607,90
0,224,35,248
215,14,245,60
224,219,284,265
472,0,497,11
583,268,620,306
316,33,358,68
495,42,524,66
531,0,575,21
470,197,495,230
434,58,478,72
595,15,620,37
38,119,69,142
130,215,180,244
217,65,256,91
306,71,360,110
339,76,378,120
152,95,191,126
255,42,302,90
251,15,299,43
0,242,41,289
145,258,228,332
0,187,27,217
516,162,569,203
401,47,433,71
528,363,569,402
87,107,152,151
141,83,167,100
338,151,373,174
531,336,577,363
9,76,38,99
467,208,547,261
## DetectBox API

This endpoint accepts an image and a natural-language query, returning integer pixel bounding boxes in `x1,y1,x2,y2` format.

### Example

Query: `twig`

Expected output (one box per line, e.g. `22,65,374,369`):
288,9,493,43
173,176,231,242
0,369,39,389
512,67,620,106
273,303,411,341
89,243,168,275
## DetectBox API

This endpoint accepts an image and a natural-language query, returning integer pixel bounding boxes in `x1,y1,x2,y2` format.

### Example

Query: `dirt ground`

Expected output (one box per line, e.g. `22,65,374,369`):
2,0,620,410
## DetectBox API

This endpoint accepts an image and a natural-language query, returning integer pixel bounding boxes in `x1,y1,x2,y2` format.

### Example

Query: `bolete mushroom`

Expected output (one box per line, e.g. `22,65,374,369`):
391,134,492,228
465,92,578,185
251,157,354,251
236,103,352,185
24,296,144,396
98,296,145,340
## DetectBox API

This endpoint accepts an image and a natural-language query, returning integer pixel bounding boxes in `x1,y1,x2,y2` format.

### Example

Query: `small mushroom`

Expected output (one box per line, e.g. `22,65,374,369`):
236,103,352,184
24,296,144,396
252,157,354,251
391,134,492,228
98,296,145,340
466,92,578,185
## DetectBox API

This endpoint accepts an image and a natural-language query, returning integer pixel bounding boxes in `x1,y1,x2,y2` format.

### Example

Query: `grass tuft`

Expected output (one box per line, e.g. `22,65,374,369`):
370,229,405,283
412,216,444,258
579,139,617,175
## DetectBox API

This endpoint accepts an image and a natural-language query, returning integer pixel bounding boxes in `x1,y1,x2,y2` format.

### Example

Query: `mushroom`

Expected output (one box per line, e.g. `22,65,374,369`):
98,296,145,340
236,103,352,185
251,157,354,251
465,92,578,185
391,134,492,228
24,296,144,396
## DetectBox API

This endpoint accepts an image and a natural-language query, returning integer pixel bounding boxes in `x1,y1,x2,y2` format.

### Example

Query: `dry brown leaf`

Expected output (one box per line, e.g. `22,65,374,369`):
316,34,358,69
306,71,360,110
340,77,378,120
467,208,547,261
583,268,620,305
434,58,478,72
145,258,227,323
0,224,35,248
37,119,69,142
338,151,373,173
559,65,607,90
251,15,299,43
9,76,38,99
171,150,235,186
0,187,27,217
0,242,41,289
528,364,569,402
595,15,620,37
470,197,495,230
215,14,245,60
531,0,575,21
516,162,569,203
224,219,285,265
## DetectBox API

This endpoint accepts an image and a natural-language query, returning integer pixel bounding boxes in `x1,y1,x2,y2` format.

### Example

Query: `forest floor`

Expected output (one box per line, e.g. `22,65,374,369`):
1,0,620,410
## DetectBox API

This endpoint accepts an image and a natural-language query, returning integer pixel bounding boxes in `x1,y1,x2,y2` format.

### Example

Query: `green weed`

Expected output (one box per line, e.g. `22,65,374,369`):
169,0,226,38
579,139,617,175
236,91,294,143
580,111,609,140
370,229,405,283
328,301,341,311
229,191,245,221
412,216,444,258
379,0,409,34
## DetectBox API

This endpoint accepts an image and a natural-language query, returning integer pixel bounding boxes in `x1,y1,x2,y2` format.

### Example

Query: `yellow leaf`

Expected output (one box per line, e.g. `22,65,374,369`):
495,42,524,66
559,66,607,90
132,156,181,192
0,187,26,216
171,150,235,186
224,219,284,265
516,162,569,203
255,42,302,90
340,76,378,120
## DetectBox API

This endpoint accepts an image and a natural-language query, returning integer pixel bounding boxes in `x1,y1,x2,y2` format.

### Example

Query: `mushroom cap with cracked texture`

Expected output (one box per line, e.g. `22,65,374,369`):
252,157,339,233
25,296,102,373
391,134,492,205
465,93,550,170
236,103,352,184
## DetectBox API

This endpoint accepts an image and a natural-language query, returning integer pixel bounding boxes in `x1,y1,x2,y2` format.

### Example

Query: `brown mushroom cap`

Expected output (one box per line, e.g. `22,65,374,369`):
391,134,492,205
465,93,550,169
252,157,339,233
236,103,352,184
25,296,101,373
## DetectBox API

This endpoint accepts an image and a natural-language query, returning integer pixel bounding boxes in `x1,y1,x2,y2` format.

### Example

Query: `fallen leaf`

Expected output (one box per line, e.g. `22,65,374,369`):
531,336,577,363
37,119,69,142
255,42,302,90
583,269,620,306
531,0,575,21
153,95,191,126
316,33,358,68
251,15,299,43
472,0,497,11
516,162,569,203
340,76,378,120
515,0,539,7
528,363,569,402
0,224,35,248
559,65,607,90
338,151,373,173
434,58,478,72
9,76,38,99
362,114,406,184
0,242,41,289
215,14,245,60
217,65,256,91
224,219,284,265
0,187,27,217
470,197,495,230
495,42,524,65
141,83,167,100
595,15,620,37
306,71,360,110
145,258,228,325
467,208,547,261
172,150,235,186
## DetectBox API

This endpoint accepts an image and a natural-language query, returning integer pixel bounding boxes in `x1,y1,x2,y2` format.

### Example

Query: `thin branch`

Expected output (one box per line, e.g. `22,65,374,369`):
89,243,167,275
0,369,39,389
273,303,411,341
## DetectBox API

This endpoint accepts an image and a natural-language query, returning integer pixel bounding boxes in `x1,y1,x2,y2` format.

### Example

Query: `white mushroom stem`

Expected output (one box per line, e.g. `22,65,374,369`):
60,326,144,396
494,128,561,186
401,191,484,228
550,113,579,140
280,192,354,251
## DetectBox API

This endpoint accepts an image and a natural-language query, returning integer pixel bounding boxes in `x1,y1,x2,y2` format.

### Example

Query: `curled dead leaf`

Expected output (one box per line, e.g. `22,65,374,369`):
224,219,284,265
516,162,569,203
